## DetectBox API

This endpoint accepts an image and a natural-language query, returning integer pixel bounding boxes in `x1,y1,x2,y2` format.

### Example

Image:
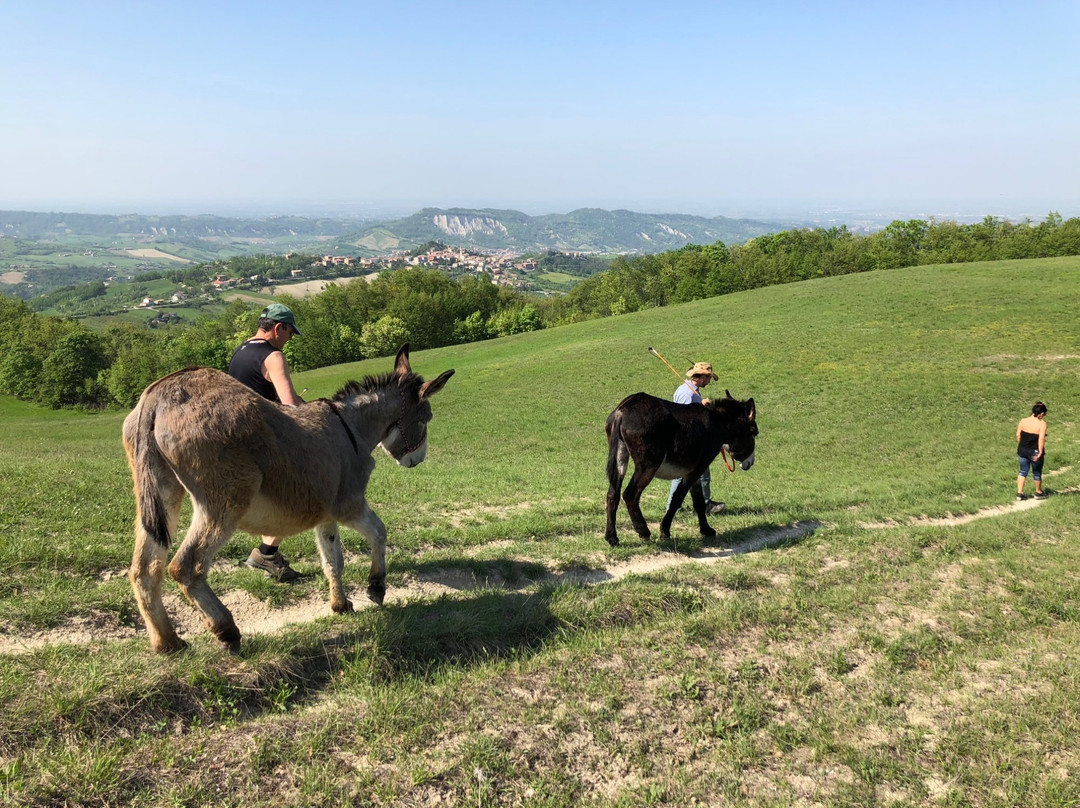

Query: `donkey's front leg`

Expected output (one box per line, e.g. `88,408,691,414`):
346,502,388,606
314,522,352,614
687,478,716,539
659,479,691,541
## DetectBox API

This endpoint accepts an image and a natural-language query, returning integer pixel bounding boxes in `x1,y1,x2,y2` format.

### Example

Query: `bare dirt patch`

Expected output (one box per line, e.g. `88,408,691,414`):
0,271,26,284
125,248,191,263
225,278,363,303
272,279,333,297
983,353,1080,362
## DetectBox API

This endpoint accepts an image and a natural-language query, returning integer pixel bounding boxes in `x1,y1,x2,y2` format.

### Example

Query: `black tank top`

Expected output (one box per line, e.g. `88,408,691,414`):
1018,430,1040,455
227,339,280,402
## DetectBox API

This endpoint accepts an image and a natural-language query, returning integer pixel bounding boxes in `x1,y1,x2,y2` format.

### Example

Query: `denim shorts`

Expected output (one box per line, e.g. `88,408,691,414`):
1018,452,1044,480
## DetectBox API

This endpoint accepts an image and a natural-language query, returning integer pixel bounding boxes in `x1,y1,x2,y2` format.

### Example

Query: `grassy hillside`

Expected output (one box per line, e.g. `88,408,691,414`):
1,257,1078,806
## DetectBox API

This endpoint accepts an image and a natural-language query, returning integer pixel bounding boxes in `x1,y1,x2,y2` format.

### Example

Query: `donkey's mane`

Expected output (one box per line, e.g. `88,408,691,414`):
708,395,744,418
332,371,422,401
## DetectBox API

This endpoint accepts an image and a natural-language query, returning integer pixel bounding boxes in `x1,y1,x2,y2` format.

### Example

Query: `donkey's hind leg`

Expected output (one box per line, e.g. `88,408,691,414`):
314,522,353,614
345,502,388,606
168,506,242,653
623,466,659,541
130,479,186,654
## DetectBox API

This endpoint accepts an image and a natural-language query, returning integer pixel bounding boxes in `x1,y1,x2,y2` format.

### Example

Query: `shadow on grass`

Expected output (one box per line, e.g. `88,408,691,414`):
652,518,822,556
254,545,737,711
391,556,550,590
265,587,564,709
195,520,821,718
391,519,820,592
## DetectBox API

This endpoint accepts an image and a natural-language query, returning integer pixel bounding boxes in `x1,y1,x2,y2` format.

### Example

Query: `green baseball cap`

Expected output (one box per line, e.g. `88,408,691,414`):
261,303,301,335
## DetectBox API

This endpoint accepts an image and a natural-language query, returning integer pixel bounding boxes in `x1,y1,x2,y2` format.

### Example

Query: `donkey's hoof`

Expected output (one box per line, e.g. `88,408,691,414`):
604,533,620,547
366,585,385,607
155,637,188,655
332,598,354,614
214,623,242,654
633,525,652,540
700,526,717,538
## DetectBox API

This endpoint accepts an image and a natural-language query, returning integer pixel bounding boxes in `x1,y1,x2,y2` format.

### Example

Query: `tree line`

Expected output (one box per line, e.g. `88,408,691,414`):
2,214,1078,410
547,214,1080,321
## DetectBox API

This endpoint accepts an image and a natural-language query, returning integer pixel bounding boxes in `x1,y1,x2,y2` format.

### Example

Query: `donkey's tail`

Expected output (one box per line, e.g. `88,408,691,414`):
123,396,173,550
605,406,626,489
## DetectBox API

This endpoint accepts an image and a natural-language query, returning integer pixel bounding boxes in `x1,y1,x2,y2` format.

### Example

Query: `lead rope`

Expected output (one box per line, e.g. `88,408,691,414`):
720,444,736,472
325,401,359,454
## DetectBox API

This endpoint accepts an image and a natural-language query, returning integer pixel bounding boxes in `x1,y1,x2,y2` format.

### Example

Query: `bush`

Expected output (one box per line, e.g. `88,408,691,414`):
360,315,411,359
40,332,108,408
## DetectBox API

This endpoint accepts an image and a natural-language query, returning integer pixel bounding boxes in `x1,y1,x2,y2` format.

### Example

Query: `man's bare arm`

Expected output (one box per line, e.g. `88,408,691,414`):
264,351,303,406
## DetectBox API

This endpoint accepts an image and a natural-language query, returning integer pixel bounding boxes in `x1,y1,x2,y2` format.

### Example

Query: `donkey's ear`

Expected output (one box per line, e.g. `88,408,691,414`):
746,397,755,420
419,369,455,400
725,389,733,399
394,343,411,376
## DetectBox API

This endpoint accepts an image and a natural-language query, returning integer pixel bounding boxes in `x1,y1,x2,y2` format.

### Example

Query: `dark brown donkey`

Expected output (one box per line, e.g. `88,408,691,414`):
605,390,757,546
123,344,453,653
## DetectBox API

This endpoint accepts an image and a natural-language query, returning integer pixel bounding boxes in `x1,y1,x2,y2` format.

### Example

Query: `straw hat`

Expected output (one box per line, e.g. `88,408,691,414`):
686,362,719,381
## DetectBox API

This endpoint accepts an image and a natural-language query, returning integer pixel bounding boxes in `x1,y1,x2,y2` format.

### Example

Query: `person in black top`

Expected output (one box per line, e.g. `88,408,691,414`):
1015,401,1048,501
227,303,305,580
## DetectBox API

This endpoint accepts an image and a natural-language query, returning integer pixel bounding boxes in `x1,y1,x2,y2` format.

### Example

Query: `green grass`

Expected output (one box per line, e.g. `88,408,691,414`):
530,270,582,292
1,256,1078,805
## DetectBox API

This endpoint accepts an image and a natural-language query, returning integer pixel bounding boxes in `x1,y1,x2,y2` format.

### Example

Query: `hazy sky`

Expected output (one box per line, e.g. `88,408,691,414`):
2,1,1078,220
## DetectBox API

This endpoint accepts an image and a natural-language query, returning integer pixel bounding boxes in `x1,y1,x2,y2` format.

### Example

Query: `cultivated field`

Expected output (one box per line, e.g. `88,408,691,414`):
1,257,1078,806
123,248,191,263
223,277,362,306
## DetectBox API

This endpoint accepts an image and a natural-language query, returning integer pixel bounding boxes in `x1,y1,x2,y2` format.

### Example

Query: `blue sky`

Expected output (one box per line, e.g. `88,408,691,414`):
2,1,1078,220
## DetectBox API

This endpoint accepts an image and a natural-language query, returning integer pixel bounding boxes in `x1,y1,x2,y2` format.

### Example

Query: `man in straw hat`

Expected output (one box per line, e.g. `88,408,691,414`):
227,303,306,581
665,360,726,516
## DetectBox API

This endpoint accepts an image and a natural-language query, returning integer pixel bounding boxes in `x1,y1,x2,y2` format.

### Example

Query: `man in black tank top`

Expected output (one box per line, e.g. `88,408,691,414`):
227,303,306,580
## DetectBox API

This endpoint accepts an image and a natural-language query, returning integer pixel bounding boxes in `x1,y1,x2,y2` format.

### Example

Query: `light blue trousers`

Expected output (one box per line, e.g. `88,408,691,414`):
666,468,711,511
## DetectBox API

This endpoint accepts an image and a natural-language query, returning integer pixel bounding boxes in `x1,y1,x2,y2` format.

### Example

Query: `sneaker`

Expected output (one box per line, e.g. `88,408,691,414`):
1016,494,1026,502
244,548,301,582
1035,491,1048,500
706,500,726,515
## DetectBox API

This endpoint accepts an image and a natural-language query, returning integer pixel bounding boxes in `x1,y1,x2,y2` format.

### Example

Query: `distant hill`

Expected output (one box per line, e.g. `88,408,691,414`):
0,207,801,255
341,207,801,254
0,210,365,241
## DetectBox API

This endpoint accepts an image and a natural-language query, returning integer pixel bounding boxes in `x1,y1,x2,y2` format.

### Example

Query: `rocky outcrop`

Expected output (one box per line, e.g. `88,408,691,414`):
431,214,510,238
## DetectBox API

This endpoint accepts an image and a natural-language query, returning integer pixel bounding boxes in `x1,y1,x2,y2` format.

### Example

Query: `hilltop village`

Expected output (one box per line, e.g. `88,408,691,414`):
184,241,587,304
125,243,593,313
316,243,538,288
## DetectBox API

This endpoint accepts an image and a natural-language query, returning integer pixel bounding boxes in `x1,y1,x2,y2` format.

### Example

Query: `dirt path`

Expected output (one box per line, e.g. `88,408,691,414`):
0,488,1070,655
0,521,818,655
